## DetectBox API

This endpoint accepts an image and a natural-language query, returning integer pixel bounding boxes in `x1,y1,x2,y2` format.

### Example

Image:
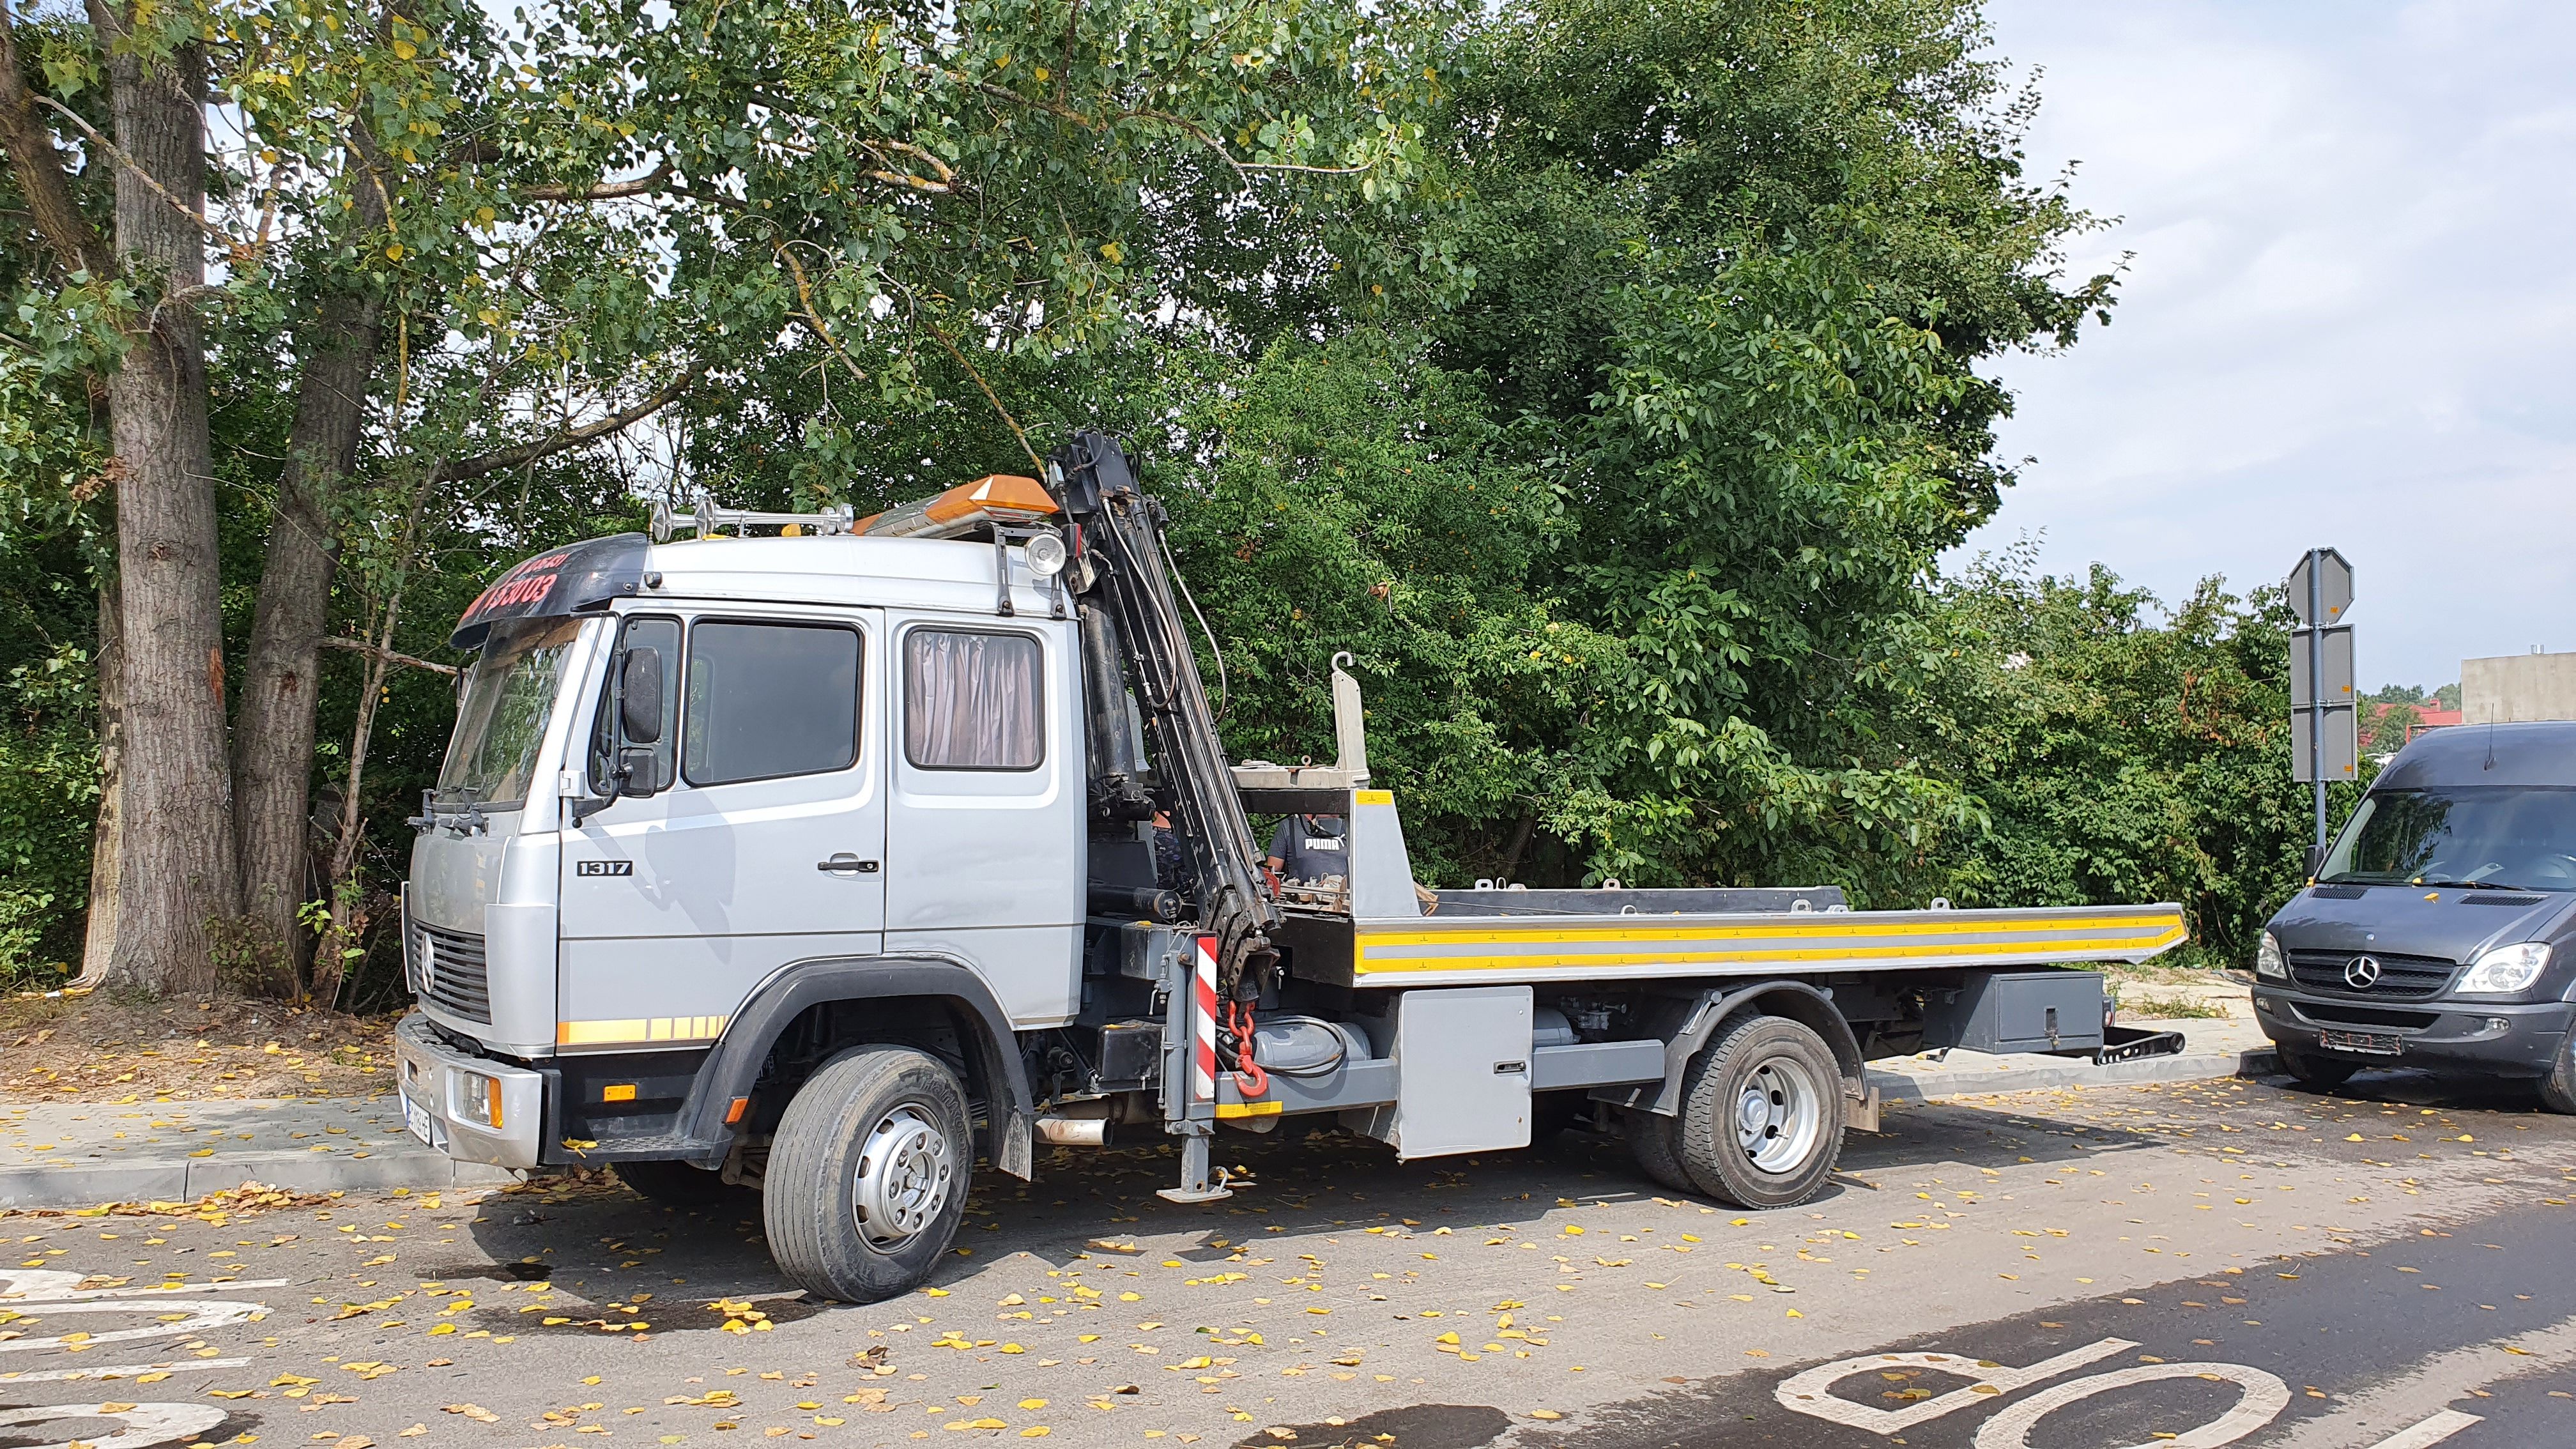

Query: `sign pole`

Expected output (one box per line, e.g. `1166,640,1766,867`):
2307,549,2327,853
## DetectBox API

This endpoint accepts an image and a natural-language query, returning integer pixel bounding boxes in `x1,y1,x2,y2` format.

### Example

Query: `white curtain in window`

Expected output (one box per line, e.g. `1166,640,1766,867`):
907,630,1042,768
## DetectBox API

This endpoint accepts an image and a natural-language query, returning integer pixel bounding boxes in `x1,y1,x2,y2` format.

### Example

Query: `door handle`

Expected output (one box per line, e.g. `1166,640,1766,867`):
818,854,880,875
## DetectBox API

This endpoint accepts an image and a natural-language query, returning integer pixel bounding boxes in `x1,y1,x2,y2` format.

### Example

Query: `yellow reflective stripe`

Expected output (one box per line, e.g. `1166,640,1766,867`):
1351,925,2189,976
556,1015,730,1046
1215,1100,1285,1119
1354,789,1395,806
1358,911,2184,950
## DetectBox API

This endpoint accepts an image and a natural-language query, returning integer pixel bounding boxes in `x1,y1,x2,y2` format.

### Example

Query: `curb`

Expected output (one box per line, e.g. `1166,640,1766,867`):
0,1150,517,1212
1869,1046,2280,1103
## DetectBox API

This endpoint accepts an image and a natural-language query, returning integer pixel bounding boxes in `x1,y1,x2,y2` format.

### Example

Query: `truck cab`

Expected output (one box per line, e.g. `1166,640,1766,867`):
2254,721,2576,1105
399,518,1082,1175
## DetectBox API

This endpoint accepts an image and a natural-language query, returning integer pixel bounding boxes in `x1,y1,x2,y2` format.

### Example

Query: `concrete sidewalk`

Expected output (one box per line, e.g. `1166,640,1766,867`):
0,1094,514,1209
1867,1015,2278,1102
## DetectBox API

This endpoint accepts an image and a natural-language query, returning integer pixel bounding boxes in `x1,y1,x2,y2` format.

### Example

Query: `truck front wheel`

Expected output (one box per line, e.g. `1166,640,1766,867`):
1676,1013,1846,1209
763,1046,972,1303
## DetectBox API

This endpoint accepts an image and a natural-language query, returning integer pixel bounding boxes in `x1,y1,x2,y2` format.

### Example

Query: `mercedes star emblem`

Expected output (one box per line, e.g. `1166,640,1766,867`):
2343,954,2382,989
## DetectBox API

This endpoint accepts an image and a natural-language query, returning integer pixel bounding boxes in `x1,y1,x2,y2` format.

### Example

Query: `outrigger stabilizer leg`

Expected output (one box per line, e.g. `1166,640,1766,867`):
1158,1124,1232,1206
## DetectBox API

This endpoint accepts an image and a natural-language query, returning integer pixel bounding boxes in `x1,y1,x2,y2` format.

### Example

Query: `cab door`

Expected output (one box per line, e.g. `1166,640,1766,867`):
556,606,886,1050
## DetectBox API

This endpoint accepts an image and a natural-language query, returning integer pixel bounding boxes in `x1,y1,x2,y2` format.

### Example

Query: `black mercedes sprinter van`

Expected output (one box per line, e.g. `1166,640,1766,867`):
2254,721,2576,1109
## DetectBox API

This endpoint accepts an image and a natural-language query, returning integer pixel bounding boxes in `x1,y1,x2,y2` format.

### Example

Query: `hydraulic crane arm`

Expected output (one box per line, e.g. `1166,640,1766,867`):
1045,433,1280,998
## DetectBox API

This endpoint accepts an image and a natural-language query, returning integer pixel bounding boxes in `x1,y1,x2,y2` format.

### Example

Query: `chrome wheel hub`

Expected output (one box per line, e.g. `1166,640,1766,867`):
852,1105,953,1247
1735,1054,1824,1176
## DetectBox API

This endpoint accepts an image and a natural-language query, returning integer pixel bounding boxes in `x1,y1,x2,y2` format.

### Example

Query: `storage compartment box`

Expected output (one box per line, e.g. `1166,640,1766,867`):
1919,970,2104,1056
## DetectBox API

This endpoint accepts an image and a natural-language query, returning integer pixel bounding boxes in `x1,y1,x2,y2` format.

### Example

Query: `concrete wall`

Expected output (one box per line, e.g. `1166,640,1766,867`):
2462,652,2576,723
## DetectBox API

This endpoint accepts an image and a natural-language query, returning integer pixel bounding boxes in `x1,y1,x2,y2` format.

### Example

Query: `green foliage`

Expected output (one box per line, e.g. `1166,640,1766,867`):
1935,551,2359,969
0,354,105,988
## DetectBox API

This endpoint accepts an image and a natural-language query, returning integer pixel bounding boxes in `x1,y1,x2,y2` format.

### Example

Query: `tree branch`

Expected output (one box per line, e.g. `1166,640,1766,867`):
440,359,705,482
32,94,247,257
318,634,457,677
521,157,671,203
0,2,115,277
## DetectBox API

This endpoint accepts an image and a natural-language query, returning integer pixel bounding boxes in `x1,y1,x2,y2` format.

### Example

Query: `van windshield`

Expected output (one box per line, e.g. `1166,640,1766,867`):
436,617,587,809
2319,785,2576,891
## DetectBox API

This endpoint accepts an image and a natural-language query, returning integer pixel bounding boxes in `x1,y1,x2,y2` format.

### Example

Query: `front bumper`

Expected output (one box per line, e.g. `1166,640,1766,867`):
394,1013,548,1170
2251,986,2575,1076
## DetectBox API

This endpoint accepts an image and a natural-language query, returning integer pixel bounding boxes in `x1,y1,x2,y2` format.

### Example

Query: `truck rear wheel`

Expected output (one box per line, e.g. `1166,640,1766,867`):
1625,1106,1695,1193
763,1046,972,1304
1676,1013,1845,1209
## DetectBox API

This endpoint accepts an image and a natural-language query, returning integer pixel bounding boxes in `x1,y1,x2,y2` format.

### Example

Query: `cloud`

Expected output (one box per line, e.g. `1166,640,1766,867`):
1954,0,2576,687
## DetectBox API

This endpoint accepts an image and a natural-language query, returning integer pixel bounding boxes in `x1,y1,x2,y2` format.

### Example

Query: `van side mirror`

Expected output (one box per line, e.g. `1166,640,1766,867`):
619,649,663,745
2303,844,2326,880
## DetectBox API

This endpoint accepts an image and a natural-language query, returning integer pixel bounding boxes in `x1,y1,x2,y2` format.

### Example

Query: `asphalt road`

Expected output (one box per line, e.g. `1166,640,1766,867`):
2,1069,2571,1449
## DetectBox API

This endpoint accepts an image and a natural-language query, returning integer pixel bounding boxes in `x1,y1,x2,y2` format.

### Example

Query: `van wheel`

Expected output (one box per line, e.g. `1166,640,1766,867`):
2278,1048,2359,1092
2540,1036,2576,1115
1676,1013,1846,1209
763,1046,972,1304
612,1159,744,1208
1625,1107,1696,1193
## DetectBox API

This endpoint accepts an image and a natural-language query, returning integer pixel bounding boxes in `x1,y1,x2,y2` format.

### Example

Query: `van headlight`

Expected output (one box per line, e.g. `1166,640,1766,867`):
2458,942,2552,994
2255,932,2288,981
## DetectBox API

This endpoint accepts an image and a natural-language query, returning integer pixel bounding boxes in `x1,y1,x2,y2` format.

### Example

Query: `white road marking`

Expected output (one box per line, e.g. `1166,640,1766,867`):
2365,1411,2485,1449
1774,1337,2138,1433
2255,1313,2576,1448
0,1400,227,1448
0,1356,252,1384
1972,1361,2291,1449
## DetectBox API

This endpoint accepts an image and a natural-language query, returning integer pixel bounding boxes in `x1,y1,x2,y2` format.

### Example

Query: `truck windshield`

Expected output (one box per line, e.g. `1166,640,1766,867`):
436,616,586,809
2319,785,2576,891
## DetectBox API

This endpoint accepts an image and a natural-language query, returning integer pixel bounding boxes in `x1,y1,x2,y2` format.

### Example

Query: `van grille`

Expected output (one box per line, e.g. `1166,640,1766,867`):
412,921,492,1023
2287,949,2454,1000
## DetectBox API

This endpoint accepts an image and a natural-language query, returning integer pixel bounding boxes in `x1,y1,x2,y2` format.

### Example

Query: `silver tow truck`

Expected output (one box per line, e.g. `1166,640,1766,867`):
397,433,2187,1302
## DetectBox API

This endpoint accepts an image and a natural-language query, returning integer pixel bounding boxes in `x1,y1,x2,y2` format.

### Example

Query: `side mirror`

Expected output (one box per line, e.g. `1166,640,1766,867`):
618,743,663,797
619,648,663,745
2303,844,2327,880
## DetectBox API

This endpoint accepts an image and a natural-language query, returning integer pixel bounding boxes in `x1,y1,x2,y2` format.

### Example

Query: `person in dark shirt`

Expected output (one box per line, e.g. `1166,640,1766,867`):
1266,813,1349,883
1151,810,1184,889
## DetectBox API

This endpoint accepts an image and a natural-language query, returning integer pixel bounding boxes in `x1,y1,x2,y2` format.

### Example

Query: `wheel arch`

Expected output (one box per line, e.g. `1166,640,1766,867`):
1616,979,1867,1118
676,955,1036,1179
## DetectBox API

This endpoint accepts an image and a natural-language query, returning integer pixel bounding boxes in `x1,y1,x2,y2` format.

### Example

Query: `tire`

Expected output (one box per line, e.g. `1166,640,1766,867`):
1625,1105,1696,1193
762,1046,973,1304
2538,1035,2576,1115
1676,1013,1846,1209
2278,1046,2359,1092
612,1158,746,1208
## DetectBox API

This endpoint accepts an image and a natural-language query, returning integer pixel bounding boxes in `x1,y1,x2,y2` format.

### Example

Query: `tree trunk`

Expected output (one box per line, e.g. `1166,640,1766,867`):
91,4,238,996
74,576,123,989
234,284,382,981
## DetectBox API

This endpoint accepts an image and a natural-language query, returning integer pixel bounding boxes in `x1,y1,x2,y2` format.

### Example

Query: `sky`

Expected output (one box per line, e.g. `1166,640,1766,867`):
1954,0,2576,690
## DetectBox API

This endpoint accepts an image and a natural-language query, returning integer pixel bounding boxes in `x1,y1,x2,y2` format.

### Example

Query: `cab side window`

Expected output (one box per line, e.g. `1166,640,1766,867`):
589,616,680,792
904,629,1043,770
682,620,862,786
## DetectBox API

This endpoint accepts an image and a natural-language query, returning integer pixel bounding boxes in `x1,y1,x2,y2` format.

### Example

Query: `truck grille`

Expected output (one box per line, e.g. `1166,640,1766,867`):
412,921,492,1023
2286,949,2455,1000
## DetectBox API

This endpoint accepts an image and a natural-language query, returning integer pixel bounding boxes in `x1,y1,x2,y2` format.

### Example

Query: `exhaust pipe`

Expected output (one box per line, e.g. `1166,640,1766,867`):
1037,1116,1114,1147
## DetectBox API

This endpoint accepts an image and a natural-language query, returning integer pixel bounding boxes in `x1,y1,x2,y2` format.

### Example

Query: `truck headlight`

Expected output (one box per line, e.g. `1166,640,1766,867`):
2255,932,2288,981
2458,942,2551,995
456,1070,504,1128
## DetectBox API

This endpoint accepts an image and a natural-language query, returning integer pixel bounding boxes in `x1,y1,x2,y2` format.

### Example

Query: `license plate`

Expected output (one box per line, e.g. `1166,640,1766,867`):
401,1092,441,1148
2319,1029,2404,1057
